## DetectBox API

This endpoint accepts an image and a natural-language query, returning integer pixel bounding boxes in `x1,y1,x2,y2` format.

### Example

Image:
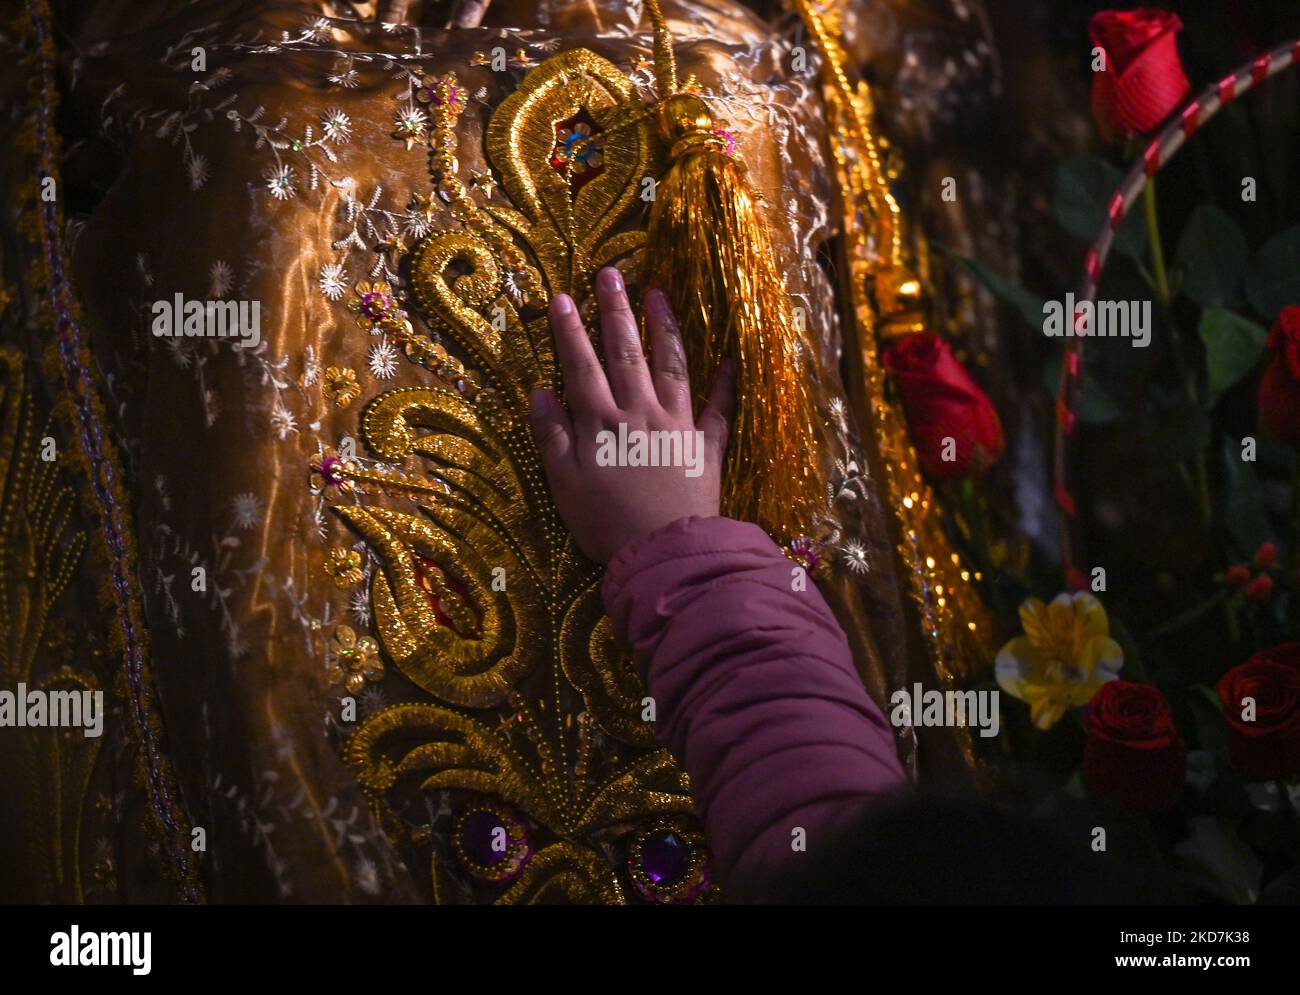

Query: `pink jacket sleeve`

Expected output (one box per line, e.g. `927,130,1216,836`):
602,515,907,901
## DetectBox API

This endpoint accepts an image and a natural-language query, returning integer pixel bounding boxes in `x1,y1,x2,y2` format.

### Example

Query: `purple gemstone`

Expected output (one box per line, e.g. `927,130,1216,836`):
460,810,509,867
319,455,342,485
360,292,391,321
641,830,690,885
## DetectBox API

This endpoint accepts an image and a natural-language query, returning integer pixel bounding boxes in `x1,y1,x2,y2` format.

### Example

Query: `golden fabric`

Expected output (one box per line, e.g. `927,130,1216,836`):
0,0,993,903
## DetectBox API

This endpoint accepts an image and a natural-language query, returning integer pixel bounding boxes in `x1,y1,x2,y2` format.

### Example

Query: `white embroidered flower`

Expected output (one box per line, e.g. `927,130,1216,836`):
208,260,234,298
270,401,298,439
402,209,432,240
264,164,296,200
164,336,193,369
187,152,210,191
350,589,372,627
368,335,399,379
301,344,321,387
322,108,352,143
358,685,386,719
203,388,220,426
827,396,847,428
230,492,263,530
302,16,331,40
353,856,381,896
319,262,348,301
328,68,359,88
840,540,871,575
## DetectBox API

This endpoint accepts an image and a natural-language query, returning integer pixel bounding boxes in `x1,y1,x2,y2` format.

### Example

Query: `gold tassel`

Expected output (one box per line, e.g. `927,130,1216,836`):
642,8,826,542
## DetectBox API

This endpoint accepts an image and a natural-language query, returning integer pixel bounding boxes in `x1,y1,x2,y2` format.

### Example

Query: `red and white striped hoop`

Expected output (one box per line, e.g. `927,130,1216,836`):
1054,36,1300,574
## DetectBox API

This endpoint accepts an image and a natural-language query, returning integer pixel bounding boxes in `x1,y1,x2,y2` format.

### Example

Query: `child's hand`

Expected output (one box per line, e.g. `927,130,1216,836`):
529,266,735,564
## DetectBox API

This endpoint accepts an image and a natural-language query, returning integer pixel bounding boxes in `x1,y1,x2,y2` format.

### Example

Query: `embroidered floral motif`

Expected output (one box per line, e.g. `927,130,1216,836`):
348,280,396,328
319,262,347,301
264,163,296,200
230,493,263,530
187,153,210,191
321,108,352,143
208,260,234,298
323,366,361,407
787,537,822,574
392,104,428,150
553,119,604,174
414,72,460,109
840,540,871,575
325,547,365,588
367,336,399,380
310,446,358,496
326,624,383,694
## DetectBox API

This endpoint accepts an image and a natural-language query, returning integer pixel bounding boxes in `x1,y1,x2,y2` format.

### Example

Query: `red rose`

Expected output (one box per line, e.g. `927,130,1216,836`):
1083,681,1186,814
1090,8,1190,140
1257,307,1300,449
882,332,1004,480
1216,644,1300,782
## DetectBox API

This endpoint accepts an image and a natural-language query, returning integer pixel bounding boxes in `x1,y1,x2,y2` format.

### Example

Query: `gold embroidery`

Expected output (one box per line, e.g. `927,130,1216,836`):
0,345,96,902
336,50,698,903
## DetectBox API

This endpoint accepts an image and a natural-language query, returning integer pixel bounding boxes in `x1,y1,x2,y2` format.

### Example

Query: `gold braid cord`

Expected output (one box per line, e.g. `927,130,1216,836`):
797,0,995,691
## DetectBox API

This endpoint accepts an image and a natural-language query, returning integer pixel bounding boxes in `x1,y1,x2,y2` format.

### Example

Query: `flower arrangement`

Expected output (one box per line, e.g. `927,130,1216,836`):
919,7,1300,903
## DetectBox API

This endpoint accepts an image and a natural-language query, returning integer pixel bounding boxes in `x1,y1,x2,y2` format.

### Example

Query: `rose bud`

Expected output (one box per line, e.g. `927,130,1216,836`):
1083,680,1186,814
1258,307,1300,449
1216,644,1300,782
882,331,1004,480
1090,8,1190,140
1246,574,1273,602
1254,542,1277,571
1225,565,1251,590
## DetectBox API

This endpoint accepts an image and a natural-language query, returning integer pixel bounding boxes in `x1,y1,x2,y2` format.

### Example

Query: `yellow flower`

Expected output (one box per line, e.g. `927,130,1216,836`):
995,592,1123,730
325,547,364,588
323,365,361,407
326,624,383,694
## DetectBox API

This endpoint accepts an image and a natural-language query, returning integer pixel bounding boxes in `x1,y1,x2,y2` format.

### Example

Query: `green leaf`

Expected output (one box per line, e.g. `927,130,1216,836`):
1198,308,1267,397
1221,435,1272,558
1052,156,1146,260
1175,206,1249,307
1245,226,1300,320
946,252,1045,333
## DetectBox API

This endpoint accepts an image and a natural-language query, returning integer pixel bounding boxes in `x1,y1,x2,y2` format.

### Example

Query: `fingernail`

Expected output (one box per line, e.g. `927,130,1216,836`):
598,267,624,293
552,294,574,316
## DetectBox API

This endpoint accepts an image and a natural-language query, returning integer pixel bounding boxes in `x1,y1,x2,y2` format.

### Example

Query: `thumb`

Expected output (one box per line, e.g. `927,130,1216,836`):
697,358,735,461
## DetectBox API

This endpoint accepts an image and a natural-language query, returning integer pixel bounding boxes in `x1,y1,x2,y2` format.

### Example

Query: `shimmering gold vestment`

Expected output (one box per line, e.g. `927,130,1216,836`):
0,0,990,903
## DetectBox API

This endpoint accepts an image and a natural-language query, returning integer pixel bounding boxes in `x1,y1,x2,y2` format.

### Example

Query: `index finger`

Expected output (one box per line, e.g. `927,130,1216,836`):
549,293,616,425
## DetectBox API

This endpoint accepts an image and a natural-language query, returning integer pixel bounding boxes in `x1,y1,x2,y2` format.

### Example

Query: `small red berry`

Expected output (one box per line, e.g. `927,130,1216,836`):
1225,565,1251,590
1253,542,1277,571
1245,574,1274,602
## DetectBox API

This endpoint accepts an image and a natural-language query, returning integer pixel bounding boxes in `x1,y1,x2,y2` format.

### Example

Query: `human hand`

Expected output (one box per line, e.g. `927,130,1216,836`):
528,267,735,564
